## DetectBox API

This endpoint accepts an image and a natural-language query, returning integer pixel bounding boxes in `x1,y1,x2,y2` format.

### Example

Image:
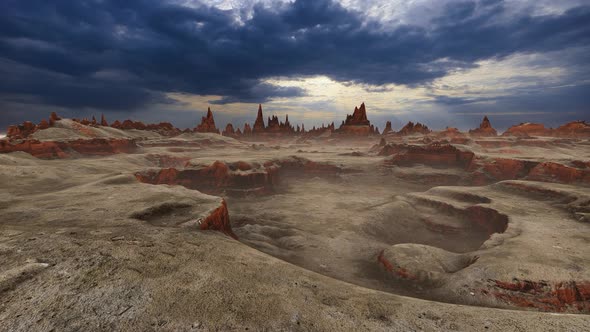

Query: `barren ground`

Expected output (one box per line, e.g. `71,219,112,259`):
1,125,589,331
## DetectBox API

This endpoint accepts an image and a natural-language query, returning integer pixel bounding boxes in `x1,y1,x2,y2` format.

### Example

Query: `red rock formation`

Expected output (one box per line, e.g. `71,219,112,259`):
382,121,393,135
503,123,551,137
199,199,238,240
49,112,61,126
304,123,335,137
371,125,379,135
553,121,590,138
6,121,37,139
397,121,431,136
571,160,590,169
222,123,236,137
252,104,266,134
0,138,137,159
437,127,470,144
488,279,590,313
474,158,538,182
243,123,252,136
469,116,498,137
264,114,295,135
0,140,68,158
111,119,147,130
385,143,475,169
379,139,590,186
135,157,343,196
344,103,370,126
100,114,108,126
337,103,375,136
135,161,278,196
194,107,219,134
37,120,50,130
245,104,296,137
145,122,181,136
527,162,590,185
109,119,180,135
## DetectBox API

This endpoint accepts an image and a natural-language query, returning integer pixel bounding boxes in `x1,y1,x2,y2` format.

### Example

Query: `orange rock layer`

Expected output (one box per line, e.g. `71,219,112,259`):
0,138,137,159
135,157,343,196
487,279,590,313
200,200,238,240
380,143,590,186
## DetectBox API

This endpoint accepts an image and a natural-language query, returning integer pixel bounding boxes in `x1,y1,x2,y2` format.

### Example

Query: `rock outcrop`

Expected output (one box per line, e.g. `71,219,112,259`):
49,112,61,126
245,104,298,137
109,120,180,136
194,107,220,134
343,103,369,126
6,112,64,139
337,103,375,136
382,143,475,169
135,157,344,196
135,161,279,196
502,123,551,137
469,116,497,137
382,121,393,135
243,123,253,136
437,127,470,144
199,199,238,239
252,104,266,134
0,138,138,159
553,121,590,138
222,123,237,137
380,141,590,186
397,122,431,136
304,123,335,137
489,279,590,312
100,114,108,127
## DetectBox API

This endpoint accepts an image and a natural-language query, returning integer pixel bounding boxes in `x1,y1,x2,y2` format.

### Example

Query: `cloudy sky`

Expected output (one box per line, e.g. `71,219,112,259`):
1,0,589,132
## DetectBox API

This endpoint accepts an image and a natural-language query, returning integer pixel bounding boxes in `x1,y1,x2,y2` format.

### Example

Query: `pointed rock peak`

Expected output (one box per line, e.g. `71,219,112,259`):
50,112,61,121
207,107,213,118
100,114,108,126
481,116,491,128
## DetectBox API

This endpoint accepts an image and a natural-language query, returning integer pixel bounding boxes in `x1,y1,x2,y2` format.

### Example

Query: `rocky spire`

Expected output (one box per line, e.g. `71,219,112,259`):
469,116,497,137
100,114,108,126
253,104,265,133
342,102,370,126
195,107,220,133
382,121,393,135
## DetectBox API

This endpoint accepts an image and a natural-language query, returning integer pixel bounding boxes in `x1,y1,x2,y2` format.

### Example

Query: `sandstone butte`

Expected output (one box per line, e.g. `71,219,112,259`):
337,103,380,136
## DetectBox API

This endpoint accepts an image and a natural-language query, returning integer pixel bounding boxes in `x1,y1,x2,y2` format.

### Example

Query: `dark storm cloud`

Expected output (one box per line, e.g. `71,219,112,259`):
0,0,589,112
